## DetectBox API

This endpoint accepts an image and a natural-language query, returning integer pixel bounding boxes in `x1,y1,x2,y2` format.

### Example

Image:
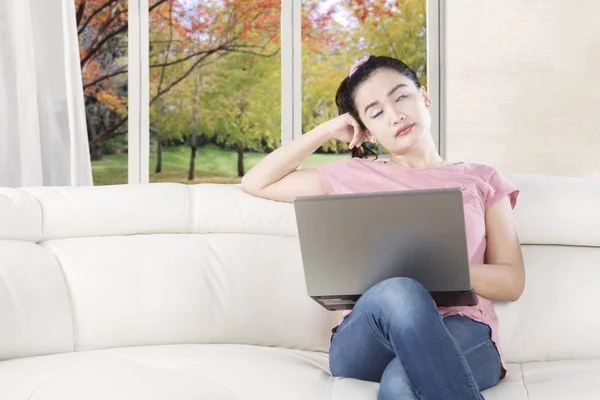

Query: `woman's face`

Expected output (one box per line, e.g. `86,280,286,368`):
353,68,432,155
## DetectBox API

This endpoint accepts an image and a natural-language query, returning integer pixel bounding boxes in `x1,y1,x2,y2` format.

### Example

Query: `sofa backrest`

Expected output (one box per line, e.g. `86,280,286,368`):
495,174,600,363
0,175,599,364
0,183,338,361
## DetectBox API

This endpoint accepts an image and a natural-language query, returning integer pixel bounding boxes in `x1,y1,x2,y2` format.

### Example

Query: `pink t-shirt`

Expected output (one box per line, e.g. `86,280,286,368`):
317,157,519,379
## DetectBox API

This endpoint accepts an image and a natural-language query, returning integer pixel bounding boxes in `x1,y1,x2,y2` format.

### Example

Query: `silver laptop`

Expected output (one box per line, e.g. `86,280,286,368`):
293,188,478,311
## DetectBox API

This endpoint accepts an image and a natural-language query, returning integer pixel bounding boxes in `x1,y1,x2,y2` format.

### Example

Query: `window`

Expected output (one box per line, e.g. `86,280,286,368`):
147,0,281,184
301,0,428,166
76,0,432,185
75,0,129,185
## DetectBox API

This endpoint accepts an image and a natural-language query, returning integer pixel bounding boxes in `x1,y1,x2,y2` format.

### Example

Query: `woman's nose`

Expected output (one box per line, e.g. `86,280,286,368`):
390,110,406,125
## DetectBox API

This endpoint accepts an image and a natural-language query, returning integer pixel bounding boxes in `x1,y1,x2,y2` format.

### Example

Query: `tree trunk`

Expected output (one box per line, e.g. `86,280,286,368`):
188,135,197,181
155,140,162,173
188,72,200,181
90,143,103,161
237,144,244,177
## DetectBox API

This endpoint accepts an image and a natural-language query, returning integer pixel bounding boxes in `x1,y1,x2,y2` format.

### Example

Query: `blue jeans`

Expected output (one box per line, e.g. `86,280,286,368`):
329,277,502,400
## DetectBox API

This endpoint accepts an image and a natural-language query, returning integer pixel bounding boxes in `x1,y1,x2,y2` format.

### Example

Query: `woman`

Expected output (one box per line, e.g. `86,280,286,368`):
242,55,525,400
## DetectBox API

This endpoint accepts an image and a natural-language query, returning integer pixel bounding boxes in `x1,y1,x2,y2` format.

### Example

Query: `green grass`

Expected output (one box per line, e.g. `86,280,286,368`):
91,145,348,186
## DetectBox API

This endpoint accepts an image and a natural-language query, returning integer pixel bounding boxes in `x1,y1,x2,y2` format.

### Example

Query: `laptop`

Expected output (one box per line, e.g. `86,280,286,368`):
293,188,478,311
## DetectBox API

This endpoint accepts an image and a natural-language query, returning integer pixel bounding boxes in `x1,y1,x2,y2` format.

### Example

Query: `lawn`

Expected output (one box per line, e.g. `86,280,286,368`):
91,145,348,186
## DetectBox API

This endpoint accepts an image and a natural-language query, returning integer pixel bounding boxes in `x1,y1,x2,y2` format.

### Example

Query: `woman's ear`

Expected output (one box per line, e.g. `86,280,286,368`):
365,130,376,143
421,86,432,108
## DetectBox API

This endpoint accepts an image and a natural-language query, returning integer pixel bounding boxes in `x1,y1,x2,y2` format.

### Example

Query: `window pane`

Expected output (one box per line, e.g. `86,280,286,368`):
76,0,129,185
148,0,281,184
301,0,427,166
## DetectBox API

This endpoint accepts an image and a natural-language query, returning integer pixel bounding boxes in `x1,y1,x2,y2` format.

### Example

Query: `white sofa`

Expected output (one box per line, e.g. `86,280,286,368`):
0,174,599,399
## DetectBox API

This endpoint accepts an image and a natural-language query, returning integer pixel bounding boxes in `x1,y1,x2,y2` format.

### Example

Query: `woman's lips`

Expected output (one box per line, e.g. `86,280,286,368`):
396,123,415,137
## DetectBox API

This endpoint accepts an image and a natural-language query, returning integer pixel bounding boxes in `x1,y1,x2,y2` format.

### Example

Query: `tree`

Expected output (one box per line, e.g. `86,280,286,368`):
347,0,427,85
300,0,427,155
205,51,280,177
300,0,352,152
76,0,283,160
145,0,338,179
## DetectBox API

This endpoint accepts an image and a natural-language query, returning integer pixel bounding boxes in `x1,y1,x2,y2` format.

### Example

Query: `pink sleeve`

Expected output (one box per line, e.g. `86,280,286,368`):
485,167,519,210
316,159,349,194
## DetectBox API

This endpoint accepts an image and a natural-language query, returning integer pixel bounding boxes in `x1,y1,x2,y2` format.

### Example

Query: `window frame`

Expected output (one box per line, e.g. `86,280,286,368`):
128,0,150,184
126,0,442,184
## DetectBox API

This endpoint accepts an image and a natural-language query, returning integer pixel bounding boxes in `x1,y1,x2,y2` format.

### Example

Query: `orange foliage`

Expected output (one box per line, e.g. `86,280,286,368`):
348,0,399,25
97,88,127,114
75,0,342,145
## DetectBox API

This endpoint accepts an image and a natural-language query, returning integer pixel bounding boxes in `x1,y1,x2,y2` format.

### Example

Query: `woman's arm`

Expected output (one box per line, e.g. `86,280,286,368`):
241,114,366,203
470,195,526,302
241,124,331,202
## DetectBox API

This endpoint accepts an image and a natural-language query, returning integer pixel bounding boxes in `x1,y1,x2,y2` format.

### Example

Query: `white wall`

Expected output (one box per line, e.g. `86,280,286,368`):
443,0,600,177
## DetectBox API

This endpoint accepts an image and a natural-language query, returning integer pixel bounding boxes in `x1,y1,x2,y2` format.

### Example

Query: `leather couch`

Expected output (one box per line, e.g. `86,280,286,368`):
1,174,599,399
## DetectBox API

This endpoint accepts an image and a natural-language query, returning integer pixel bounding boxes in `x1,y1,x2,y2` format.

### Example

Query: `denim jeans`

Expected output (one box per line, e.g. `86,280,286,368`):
329,277,502,400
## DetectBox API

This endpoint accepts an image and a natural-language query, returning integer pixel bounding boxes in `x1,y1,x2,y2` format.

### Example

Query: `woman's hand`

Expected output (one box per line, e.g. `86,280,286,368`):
320,113,368,149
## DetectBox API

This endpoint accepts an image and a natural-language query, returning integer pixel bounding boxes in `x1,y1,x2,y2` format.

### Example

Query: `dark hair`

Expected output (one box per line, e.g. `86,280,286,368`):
335,55,421,159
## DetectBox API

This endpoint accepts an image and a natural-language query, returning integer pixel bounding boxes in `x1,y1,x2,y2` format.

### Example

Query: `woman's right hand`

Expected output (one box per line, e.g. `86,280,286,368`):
321,113,368,149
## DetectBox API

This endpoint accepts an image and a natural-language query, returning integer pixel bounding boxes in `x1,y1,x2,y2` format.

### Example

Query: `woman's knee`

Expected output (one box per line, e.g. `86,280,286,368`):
358,277,435,316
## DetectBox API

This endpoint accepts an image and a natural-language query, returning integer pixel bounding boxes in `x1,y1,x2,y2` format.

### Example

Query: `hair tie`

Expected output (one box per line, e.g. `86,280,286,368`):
349,56,369,77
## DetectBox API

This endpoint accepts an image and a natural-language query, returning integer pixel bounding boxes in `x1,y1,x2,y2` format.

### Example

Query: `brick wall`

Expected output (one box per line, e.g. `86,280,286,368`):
443,0,600,177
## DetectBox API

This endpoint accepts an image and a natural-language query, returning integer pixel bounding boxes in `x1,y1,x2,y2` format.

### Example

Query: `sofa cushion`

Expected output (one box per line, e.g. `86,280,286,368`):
0,344,377,400
481,360,600,400
0,188,41,241
190,184,297,237
2,343,597,399
508,174,600,247
0,241,74,361
494,245,600,363
23,183,193,241
519,359,600,399
41,233,339,354
480,364,529,400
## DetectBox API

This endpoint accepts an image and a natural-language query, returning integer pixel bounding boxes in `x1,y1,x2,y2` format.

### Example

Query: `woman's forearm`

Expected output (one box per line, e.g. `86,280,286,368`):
241,123,334,191
470,263,524,302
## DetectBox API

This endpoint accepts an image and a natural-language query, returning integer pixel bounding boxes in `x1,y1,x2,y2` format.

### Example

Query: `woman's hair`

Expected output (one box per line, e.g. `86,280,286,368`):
335,55,421,159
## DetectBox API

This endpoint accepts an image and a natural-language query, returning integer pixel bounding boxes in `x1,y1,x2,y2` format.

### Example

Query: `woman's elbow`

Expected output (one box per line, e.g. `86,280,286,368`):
241,175,262,195
509,266,526,302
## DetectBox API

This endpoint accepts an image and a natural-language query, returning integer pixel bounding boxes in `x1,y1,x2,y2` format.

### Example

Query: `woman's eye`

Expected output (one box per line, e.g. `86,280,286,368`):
372,111,382,118
396,94,407,102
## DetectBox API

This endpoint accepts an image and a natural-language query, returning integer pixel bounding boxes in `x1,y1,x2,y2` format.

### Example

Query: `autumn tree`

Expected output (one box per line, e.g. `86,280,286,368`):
301,0,427,155
300,0,350,153
346,0,427,84
148,0,281,179
148,0,337,179
76,0,284,160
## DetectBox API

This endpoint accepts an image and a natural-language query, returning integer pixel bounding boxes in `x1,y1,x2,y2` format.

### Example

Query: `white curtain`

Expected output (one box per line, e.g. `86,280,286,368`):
0,0,92,187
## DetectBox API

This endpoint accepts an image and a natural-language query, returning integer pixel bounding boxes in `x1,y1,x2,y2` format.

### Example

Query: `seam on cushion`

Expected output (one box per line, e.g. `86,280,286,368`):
42,245,77,353
279,349,330,374
187,185,196,234
27,365,93,400
521,364,531,400
325,376,337,400
29,191,44,243
104,350,241,400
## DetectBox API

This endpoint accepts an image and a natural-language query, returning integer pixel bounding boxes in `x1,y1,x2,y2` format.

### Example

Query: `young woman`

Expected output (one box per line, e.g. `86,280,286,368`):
242,55,525,400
